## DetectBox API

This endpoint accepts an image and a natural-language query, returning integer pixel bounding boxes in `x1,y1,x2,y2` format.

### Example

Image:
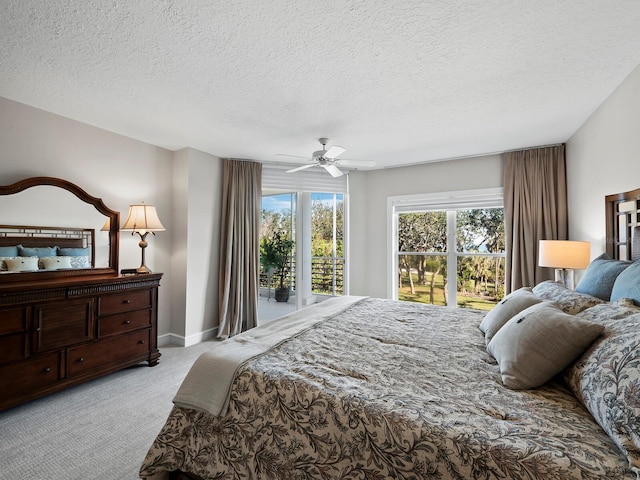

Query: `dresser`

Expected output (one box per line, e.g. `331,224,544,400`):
0,273,162,411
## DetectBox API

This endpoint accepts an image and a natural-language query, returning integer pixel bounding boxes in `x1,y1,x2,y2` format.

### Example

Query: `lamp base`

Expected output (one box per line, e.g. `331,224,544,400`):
135,232,151,275
555,268,576,290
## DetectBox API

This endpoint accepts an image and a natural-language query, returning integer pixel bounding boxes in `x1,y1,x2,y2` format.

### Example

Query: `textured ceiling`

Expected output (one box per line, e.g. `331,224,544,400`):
1,1,639,170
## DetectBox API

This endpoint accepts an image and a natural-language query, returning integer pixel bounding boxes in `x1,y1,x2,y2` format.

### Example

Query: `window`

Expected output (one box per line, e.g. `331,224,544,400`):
390,189,504,310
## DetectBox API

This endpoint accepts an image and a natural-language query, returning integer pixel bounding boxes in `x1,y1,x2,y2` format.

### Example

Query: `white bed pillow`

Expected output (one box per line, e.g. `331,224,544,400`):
0,256,19,271
5,257,39,272
479,287,542,345
40,256,72,270
487,302,604,390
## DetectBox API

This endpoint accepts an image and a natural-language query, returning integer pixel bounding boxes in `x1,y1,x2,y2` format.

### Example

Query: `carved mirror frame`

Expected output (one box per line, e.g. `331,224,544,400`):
0,176,119,282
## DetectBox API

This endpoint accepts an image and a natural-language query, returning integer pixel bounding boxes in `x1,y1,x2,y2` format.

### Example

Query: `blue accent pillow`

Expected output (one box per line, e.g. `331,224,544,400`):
57,247,90,256
18,245,57,257
610,261,640,305
575,253,632,301
0,245,18,256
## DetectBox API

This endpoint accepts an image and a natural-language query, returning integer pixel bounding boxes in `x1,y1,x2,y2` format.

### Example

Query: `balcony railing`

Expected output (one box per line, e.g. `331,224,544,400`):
259,256,344,296
311,256,344,295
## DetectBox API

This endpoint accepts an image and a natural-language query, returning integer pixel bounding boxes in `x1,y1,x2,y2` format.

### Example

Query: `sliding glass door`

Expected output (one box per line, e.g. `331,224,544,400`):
260,190,345,311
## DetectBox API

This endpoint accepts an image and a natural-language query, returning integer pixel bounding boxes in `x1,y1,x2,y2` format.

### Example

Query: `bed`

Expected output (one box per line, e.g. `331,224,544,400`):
140,188,640,480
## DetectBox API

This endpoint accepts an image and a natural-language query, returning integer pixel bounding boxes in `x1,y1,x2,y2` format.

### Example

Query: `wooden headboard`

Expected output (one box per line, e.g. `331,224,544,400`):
0,224,95,266
605,187,640,261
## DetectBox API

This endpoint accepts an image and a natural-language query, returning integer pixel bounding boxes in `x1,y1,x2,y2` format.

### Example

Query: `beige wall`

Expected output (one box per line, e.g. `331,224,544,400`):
0,97,223,344
168,147,223,346
2,61,637,338
566,64,640,257
183,149,222,344
348,64,640,298
348,155,504,298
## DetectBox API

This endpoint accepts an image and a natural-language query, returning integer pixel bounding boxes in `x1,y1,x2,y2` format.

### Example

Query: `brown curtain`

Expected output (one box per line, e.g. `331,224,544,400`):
217,159,262,338
504,145,568,293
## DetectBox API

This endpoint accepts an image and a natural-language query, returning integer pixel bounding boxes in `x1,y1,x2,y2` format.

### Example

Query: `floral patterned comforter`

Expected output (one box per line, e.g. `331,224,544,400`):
140,298,633,480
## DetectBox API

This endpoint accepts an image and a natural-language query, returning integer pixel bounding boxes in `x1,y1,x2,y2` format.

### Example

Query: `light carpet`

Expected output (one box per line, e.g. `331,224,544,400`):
0,340,216,480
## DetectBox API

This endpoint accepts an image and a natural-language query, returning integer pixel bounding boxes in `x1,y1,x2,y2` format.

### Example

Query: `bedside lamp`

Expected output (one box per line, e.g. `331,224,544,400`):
121,202,165,274
539,240,590,289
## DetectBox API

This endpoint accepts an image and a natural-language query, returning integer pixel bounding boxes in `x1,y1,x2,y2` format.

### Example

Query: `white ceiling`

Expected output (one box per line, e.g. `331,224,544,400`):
1,1,639,171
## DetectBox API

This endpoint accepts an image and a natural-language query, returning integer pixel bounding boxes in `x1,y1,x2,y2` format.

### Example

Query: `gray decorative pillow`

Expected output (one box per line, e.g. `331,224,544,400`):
565,312,640,475
575,252,632,301
487,302,604,390
532,280,604,314
479,287,542,345
610,261,640,306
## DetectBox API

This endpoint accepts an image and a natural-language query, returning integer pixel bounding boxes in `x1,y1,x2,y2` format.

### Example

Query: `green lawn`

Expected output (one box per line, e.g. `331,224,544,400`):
398,276,498,311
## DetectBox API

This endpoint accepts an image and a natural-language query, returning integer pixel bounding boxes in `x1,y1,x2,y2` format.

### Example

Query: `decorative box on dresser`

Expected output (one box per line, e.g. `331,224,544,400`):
0,273,162,411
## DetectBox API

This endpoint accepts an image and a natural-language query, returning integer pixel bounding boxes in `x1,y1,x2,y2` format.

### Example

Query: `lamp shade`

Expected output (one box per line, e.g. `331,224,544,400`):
100,218,111,231
538,240,590,269
121,203,165,235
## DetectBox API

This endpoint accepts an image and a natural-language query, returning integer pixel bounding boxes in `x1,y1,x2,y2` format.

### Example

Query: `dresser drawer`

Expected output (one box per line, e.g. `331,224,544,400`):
0,333,27,363
0,307,27,335
98,289,151,316
32,298,95,353
0,352,61,397
67,328,150,377
99,309,151,337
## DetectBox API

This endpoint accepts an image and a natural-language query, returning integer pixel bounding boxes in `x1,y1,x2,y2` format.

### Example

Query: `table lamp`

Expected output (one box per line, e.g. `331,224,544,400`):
121,202,165,274
538,240,590,289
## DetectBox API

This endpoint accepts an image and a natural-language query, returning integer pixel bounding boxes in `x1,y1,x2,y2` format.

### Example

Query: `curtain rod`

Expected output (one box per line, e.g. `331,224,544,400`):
383,143,565,170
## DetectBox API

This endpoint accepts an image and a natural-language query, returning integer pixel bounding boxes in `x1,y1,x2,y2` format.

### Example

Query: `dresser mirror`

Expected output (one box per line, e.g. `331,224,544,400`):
0,177,119,282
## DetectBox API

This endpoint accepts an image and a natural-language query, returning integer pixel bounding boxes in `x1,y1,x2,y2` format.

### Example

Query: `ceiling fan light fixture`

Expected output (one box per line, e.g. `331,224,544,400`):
280,137,375,176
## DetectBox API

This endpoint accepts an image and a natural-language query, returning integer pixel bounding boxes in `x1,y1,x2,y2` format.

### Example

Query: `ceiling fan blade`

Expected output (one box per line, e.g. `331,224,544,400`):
286,164,316,173
324,146,346,159
337,159,376,167
322,164,344,177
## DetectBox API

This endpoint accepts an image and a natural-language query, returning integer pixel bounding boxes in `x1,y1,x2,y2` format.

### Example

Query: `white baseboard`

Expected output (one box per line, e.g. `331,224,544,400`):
158,327,218,347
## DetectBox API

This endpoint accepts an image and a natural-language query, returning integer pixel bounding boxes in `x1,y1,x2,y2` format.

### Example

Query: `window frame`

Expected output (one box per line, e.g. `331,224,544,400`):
387,188,504,304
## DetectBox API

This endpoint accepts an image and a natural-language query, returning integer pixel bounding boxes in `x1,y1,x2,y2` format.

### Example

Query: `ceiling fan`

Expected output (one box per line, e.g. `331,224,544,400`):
277,138,375,177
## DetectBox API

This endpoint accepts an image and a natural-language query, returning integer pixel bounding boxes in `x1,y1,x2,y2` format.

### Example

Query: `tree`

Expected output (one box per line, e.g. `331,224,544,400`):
311,195,344,294
456,208,505,298
397,212,447,303
260,231,294,291
311,197,343,256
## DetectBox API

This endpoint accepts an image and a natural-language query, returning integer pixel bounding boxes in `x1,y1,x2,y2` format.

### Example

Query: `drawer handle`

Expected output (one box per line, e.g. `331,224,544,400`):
139,340,145,345
124,320,131,325
78,357,85,363
123,299,131,304
43,367,51,374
